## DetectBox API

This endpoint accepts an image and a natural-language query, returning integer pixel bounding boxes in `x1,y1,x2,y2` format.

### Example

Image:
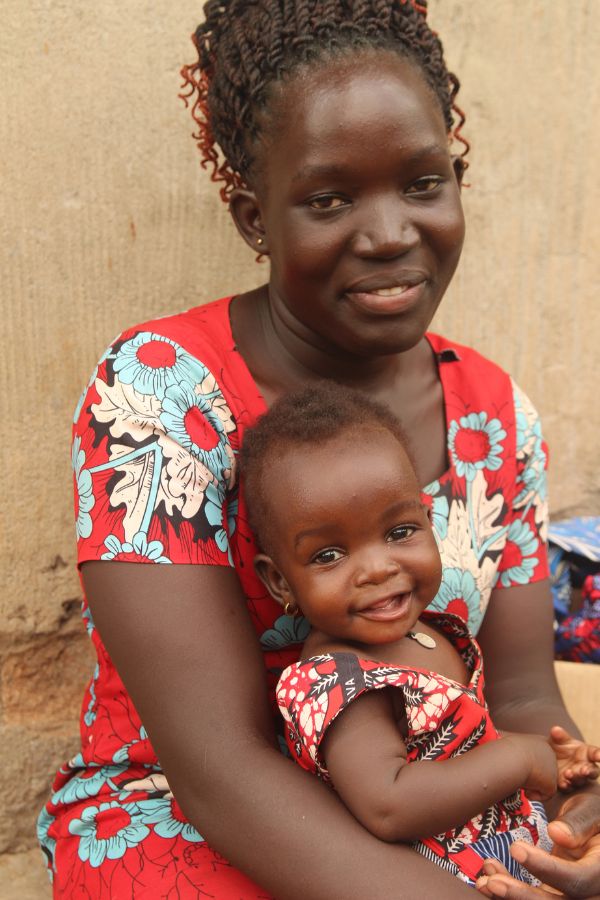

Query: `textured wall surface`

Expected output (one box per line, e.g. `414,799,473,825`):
1,0,598,885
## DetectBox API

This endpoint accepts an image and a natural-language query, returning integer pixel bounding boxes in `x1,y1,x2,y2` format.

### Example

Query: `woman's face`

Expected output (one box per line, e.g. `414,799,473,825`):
252,52,465,358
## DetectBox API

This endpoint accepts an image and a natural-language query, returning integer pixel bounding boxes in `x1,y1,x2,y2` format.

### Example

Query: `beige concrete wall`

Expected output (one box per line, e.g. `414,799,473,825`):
1,0,598,876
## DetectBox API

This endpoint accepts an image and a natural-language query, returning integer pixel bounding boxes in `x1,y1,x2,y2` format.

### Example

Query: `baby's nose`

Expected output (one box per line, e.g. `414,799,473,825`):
355,546,400,586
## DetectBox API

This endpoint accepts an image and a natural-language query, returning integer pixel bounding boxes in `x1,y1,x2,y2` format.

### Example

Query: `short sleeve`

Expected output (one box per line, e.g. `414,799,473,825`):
72,329,238,567
494,380,549,589
277,653,389,780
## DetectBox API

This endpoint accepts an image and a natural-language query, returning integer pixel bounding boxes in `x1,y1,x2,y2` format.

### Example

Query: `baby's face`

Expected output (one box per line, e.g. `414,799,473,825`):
263,426,442,646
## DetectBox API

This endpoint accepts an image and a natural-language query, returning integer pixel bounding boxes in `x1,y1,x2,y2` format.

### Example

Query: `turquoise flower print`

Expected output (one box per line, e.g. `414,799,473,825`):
101,532,171,564
69,801,150,868
37,806,57,878
448,413,506,482
431,568,481,630
514,450,548,507
495,520,539,588
112,726,149,765
81,602,96,637
422,481,449,541
83,663,100,727
52,766,123,806
113,332,201,399
260,614,311,650
160,382,232,477
204,483,237,564
72,436,95,539
138,797,204,842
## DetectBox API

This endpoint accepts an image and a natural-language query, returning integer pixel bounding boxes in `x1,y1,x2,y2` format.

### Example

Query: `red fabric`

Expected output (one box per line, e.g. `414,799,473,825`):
40,297,549,895
277,612,547,881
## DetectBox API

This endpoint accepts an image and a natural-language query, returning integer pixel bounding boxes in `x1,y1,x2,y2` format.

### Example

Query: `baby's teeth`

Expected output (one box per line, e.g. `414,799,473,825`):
372,286,408,297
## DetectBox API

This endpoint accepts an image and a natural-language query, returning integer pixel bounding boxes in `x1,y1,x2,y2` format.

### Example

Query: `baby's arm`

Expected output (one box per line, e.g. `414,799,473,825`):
549,724,600,791
322,689,557,844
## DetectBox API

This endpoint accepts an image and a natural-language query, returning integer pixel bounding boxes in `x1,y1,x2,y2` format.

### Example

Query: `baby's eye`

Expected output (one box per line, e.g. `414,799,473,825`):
312,548,343,564
406,176,444,195
308,195,347,210
387,525,417,542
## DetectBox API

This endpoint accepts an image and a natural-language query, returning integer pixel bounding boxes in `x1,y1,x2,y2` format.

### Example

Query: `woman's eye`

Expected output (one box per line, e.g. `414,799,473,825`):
406,176,443,195
388,525,416,542
312,548,343,564
308,195,347,210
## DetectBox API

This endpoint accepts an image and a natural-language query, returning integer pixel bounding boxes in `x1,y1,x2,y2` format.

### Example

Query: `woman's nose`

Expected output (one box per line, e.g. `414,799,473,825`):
351,195,419,259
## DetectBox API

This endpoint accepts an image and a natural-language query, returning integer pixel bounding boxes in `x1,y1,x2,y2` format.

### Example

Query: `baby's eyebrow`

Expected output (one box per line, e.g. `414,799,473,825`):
294,524,337,548
385,498,423,516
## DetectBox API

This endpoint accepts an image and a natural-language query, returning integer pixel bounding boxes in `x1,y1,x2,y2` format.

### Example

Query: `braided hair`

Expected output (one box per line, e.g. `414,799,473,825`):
181,0,468,203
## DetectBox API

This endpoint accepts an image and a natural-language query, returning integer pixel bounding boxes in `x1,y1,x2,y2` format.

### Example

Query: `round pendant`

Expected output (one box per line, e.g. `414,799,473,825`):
408,631,437,649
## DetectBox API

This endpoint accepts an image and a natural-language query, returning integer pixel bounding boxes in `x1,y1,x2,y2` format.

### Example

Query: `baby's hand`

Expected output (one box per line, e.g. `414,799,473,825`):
504,733,557,802
549,724,600,791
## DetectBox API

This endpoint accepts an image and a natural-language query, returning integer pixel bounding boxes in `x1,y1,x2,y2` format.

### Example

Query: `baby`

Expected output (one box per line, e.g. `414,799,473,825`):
241,383,600,887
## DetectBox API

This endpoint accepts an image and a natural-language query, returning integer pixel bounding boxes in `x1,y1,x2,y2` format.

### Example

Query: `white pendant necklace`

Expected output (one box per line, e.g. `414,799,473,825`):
407,631,437,649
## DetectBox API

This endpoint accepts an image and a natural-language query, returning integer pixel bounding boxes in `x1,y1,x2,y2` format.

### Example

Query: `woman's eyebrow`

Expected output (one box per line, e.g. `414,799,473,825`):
291,163,350,184
291,143,449,184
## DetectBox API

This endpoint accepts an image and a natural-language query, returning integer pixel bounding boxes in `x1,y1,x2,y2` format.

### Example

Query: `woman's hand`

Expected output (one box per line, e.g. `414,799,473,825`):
476,792,600,898
550,726,600,792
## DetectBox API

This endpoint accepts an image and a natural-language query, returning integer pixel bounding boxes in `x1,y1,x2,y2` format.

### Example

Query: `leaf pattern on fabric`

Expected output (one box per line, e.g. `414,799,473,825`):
92,379,162,439
478,803,501,841
276,612,547,872
450,716,487,758
44,305,552,893
417,715,459,761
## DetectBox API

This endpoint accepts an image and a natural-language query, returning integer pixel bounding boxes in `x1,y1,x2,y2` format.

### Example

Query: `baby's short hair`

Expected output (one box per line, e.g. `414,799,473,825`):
240,382,414,553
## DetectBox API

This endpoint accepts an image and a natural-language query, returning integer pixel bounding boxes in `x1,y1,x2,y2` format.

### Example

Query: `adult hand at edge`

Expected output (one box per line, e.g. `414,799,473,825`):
476,793,600,899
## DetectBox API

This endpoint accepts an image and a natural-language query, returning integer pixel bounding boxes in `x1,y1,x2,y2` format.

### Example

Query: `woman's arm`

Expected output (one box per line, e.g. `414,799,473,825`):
322,689,556,843
477,580,578,739
83,561,474,900
475,578,600,898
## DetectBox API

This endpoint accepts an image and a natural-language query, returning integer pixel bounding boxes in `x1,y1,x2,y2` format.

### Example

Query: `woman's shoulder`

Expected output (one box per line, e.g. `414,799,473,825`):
426,332,511,383
426,331,529,427
118,296,234,364
77,295,264,429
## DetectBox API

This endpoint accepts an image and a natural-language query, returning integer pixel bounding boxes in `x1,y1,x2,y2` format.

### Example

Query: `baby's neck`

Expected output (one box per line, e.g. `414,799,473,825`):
300,617,469,688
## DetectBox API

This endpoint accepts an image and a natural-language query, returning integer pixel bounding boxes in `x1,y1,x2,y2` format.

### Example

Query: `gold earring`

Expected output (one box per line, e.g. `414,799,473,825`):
256,236,264,246
284,600,299,618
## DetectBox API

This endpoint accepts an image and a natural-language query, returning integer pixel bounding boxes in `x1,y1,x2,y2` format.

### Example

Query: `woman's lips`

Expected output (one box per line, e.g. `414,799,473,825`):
344,281,427,315
357,592,412,621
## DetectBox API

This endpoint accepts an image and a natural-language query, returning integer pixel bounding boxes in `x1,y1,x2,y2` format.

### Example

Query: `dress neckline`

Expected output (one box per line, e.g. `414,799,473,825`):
219,294,457,492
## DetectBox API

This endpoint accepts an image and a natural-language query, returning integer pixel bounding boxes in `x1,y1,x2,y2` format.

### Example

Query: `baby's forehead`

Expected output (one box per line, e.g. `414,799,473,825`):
265,426,417,485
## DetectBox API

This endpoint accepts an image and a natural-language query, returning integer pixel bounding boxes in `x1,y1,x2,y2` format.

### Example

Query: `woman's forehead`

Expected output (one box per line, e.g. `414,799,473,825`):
259,53,448,173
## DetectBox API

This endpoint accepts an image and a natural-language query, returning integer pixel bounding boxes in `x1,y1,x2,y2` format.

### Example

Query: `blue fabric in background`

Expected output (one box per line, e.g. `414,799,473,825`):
549,517,600,663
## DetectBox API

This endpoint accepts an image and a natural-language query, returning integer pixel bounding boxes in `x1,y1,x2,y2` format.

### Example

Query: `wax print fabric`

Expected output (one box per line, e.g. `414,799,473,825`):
277,611,551,885
38,296,549,897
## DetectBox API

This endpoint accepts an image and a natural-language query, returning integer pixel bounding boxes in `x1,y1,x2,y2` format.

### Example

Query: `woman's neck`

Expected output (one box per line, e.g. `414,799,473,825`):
231,284,429,401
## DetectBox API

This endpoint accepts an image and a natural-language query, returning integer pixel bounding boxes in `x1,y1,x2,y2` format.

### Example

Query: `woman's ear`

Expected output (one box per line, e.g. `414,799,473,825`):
229,188,269,256
254,553,296,608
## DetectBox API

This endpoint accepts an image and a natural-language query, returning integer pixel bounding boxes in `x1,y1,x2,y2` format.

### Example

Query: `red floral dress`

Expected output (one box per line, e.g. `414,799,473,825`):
38,296,549,897
276,612,551,886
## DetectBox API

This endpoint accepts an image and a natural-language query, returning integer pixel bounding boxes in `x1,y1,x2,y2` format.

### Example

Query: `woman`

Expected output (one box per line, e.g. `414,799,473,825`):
39,2,600,897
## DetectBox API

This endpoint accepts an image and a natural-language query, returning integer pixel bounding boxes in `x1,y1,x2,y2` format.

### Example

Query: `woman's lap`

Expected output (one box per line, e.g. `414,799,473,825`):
40,767,271,899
